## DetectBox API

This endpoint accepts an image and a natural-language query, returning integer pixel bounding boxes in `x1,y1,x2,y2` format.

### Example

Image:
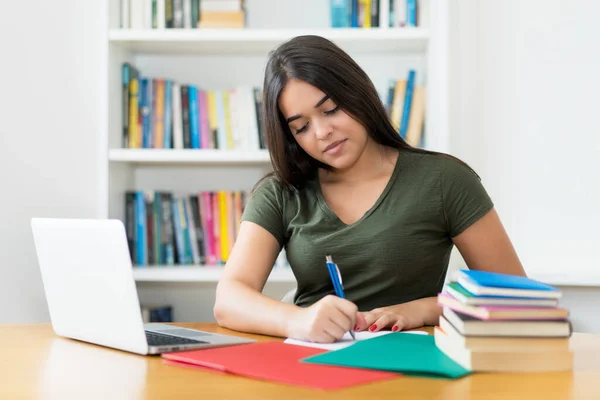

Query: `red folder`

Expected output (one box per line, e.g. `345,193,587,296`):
162,341,400,390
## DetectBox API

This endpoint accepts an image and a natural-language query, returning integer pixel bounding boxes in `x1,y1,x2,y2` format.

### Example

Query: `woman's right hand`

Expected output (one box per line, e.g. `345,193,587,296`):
286,295,358,343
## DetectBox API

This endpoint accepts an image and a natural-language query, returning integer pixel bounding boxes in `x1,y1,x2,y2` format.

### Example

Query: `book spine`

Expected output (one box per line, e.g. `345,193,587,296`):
171,83,183,149
198,90,211,148
125,191,136,264
154,79,165,148
163,80,173,148
188,86,200,149
190,194,205,264
122,63,130,148
153,191,162,264
181,85,191,148
145,191,155,265
171,197,185,264
161,193,175,265
135,191,147,266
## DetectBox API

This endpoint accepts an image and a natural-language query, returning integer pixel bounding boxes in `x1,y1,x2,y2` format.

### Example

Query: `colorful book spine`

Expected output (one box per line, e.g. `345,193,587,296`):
198,90,210,148
399,69,415,138
163,80,173,148
188,86,200,149
135,191,147,266
154,79,165,148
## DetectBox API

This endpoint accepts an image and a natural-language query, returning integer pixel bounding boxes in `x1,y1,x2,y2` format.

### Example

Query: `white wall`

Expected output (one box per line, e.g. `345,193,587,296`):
449,0,600,332
0,1,106,323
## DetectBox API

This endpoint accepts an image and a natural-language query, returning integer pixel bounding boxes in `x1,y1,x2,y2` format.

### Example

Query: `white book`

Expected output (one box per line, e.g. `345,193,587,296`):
157,0,166,29
130,0,144,29
183,0,192,29
228,88,242,149
121,0,130,29
244,86,260,151
171,83,183,149
394,0,407,27
379,0,390,28
143,0,153,29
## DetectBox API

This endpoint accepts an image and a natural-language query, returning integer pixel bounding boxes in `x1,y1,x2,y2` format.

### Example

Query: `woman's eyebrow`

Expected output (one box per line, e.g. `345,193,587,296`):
285,95,330,123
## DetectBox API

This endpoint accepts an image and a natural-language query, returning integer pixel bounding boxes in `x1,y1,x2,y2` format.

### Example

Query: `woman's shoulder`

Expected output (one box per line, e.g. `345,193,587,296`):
401,149,479,179
249,173,303,204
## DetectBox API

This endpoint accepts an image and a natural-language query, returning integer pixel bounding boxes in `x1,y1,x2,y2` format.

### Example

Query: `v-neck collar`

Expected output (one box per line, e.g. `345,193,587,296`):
314,151,403,228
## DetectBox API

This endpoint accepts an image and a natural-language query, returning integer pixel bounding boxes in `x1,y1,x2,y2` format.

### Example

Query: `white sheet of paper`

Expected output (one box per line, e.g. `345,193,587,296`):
284,330,428,351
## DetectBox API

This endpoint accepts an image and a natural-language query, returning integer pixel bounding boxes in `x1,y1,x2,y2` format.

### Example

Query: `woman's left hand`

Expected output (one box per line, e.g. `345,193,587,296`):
354,297,440,333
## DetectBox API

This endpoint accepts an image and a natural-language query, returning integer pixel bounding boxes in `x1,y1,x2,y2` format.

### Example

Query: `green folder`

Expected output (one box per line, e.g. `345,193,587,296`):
302,332,471,379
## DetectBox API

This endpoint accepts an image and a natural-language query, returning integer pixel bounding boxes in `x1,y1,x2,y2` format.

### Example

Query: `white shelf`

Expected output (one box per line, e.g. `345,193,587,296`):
108,148,271,165
131,266,295,283
108,28,429,54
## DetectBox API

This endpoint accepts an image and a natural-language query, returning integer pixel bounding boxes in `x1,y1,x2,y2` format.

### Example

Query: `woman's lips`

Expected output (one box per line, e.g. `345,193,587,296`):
323,139,347,153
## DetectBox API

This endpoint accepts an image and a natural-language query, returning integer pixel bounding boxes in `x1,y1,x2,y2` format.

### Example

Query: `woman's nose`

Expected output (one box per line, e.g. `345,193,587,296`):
313,117,332,140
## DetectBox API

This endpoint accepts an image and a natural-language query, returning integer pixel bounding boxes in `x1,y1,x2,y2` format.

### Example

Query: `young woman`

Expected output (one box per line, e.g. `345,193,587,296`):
214,35,526,343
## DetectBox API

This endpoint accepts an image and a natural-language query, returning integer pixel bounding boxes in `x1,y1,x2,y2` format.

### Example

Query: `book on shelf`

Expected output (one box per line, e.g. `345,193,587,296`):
385,68,425,147
122,63,424,152
122,0,246,30
126,190,249,267
330,0,419,28
434,269,573,373
122,63,266,151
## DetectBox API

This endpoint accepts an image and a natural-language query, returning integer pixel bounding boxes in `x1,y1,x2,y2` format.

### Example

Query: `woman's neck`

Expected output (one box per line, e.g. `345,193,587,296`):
320,140,399,185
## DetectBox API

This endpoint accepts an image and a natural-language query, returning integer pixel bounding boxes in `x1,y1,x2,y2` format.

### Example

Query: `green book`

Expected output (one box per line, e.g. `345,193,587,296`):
446,282,559,307
302,332,471,379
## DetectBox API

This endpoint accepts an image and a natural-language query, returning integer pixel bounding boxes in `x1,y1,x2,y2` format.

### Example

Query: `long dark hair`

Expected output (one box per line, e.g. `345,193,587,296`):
260,35,467,190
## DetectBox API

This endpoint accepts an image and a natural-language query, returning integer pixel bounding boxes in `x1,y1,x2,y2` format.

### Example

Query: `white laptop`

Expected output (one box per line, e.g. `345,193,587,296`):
30,217,254,355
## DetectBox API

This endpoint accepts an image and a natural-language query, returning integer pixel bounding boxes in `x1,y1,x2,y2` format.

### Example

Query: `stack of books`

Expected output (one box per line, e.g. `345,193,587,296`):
434,269,573,372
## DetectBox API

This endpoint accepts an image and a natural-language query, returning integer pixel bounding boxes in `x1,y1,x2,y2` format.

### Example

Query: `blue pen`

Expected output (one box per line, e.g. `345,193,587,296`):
325,255,356,340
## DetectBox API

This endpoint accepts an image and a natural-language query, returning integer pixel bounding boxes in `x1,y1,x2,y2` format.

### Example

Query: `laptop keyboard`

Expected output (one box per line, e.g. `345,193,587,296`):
145,331,208,346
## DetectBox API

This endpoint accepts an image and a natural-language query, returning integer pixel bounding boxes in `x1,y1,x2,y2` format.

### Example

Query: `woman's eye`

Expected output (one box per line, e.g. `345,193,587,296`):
324,106,339,115
295,124,308,134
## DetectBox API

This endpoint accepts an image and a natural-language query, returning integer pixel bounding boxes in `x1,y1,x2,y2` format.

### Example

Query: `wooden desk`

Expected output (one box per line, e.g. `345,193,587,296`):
1,323,599,399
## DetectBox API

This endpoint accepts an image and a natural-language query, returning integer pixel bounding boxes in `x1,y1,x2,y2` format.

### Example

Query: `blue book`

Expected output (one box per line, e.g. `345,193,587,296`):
399,69,415,138
457,269,562,299
188,86,200,149
135,191,147,266
350,0,358,27
140,78,150,148
407,0,417,26
163,80,173,148
330,0,348,28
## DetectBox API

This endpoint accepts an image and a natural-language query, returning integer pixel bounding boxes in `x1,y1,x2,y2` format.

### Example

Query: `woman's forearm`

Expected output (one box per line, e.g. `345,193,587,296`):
213,280,299,338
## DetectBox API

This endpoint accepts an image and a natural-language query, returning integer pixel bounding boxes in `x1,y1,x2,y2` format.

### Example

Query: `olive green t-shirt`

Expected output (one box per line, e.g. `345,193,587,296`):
241,149,494,311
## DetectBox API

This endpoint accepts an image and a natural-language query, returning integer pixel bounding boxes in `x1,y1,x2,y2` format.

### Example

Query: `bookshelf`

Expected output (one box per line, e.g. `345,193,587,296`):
108,27,430,54
108,148,271,164
105,0,449,320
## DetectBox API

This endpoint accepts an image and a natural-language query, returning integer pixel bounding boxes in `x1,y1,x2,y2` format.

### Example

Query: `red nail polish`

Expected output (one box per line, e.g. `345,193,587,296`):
354,325,359,331
392,326,399,332
369,325,377,332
